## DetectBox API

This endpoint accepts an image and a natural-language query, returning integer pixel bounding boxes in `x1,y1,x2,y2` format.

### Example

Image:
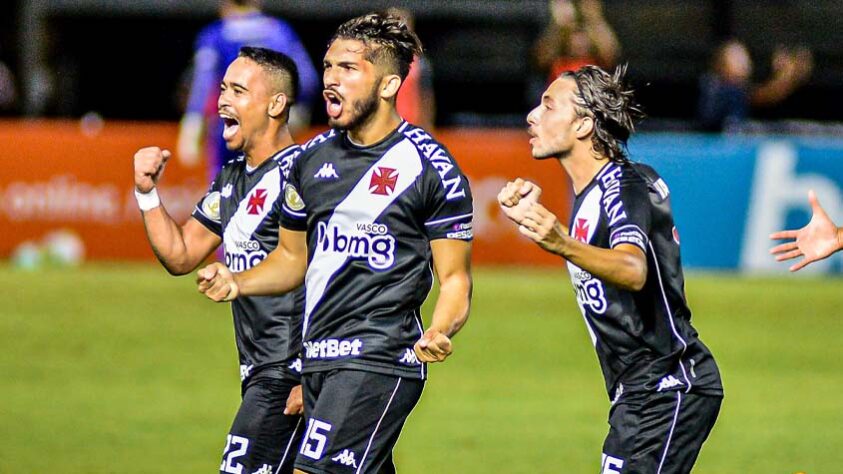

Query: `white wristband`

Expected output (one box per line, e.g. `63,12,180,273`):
134,187,161,211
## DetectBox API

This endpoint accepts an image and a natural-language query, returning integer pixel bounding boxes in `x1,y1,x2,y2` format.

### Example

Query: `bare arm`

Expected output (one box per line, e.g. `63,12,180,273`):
198,227,307,301
414,239,472,363
142,211,221,275
520,203,647,291
498,178,647,291
134,146,220,275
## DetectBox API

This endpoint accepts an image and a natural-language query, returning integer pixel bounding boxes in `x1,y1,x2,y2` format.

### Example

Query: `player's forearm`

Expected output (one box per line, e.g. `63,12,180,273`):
141,206,197,275
234,247,306,296
428,273,472,338
559,238,647,291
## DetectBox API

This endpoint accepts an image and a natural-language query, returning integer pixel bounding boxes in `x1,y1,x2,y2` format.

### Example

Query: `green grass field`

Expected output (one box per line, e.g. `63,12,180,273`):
2,264,842,472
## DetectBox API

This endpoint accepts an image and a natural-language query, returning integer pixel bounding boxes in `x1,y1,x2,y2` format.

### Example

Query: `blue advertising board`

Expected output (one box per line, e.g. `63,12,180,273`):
629,134,843,273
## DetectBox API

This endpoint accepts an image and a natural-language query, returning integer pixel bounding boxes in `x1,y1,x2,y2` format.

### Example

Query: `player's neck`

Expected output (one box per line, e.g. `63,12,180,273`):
346,107,402,147
560,148,610,195
244,126,295,168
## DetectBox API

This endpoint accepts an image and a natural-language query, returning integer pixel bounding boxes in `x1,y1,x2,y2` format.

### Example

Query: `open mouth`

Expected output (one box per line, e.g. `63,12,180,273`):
220,112,240,141
323,90,343,119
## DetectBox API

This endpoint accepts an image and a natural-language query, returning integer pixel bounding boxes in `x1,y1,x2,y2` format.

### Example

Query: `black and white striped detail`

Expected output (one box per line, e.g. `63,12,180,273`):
656,391,682,474
302,138,423,336
355,378,402,474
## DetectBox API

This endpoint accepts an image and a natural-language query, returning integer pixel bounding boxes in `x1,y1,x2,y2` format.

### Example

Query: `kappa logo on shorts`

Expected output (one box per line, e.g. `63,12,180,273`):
288,358,302,373
221,184,234,198
399,348,420,365
331,449,358,468
250,464,273,474
657,374,685,391
239,364,254,381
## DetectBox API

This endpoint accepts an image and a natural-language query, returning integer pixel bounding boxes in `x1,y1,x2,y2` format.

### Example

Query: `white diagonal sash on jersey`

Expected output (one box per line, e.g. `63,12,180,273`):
303,139,422,337
222,167,282,266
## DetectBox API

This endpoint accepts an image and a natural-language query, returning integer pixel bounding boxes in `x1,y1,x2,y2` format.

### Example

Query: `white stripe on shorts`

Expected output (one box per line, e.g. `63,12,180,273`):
657,391,683,474
275,417,303,474
356,378,402,474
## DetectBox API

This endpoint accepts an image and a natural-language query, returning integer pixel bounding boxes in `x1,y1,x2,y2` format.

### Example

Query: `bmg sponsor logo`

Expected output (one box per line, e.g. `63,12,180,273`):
316,221,396,269
225,243,267,272
303,338,363,359
572,269,608,314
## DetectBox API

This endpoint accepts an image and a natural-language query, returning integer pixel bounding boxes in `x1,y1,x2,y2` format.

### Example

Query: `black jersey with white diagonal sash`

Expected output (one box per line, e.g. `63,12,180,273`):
192,145,305,382
280,122,473,380
567,161,722,401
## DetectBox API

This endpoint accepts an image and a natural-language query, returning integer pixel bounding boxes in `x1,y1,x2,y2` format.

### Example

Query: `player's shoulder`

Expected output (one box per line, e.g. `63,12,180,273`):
273,144,303,179
298,129,340,158
219,155,246,176
399,123,470,200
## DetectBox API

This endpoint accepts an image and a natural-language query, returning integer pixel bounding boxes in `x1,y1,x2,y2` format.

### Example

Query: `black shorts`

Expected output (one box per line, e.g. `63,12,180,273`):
601,391,722,474
219,368,305,474
294,370,425,474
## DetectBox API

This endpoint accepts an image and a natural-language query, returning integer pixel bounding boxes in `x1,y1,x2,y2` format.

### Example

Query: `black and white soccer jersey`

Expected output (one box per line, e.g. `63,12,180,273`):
192,145,305,382
567,161,722,401
279,121,473,380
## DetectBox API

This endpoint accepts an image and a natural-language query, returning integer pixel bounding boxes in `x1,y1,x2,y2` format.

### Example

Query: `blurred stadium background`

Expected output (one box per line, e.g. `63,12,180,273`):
2,0,842,472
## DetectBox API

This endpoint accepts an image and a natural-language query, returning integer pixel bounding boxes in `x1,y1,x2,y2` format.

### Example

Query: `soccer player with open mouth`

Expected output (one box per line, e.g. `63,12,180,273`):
134,47,306,474
498,65,723,473
197,12,474,474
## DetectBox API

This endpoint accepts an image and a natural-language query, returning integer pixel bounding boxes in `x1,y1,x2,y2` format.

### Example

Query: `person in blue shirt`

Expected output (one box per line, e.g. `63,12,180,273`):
178,0,319,176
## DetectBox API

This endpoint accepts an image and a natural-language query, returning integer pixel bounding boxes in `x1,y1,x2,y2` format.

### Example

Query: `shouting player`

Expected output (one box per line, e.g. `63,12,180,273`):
134,47,305,474
498,65,723,473
197,12,474,474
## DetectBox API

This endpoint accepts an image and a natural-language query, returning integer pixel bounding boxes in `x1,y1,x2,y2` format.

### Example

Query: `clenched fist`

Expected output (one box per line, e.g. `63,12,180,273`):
134,147,171,193
497,178,542,225
197,262,240,302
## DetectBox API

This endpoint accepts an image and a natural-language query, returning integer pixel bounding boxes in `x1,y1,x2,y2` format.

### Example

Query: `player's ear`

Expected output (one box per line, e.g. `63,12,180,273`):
268,93,288,119
576,116,594,139
380,74,402,100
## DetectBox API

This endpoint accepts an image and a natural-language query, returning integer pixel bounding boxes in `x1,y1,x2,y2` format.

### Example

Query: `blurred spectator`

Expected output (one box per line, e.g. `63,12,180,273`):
0,60,16,112
698,40,813,132
532,0,620,83
178,0,318,172
386,7,436,130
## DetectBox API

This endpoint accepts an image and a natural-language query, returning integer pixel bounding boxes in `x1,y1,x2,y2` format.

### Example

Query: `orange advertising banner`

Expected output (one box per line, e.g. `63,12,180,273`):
0,121,570,266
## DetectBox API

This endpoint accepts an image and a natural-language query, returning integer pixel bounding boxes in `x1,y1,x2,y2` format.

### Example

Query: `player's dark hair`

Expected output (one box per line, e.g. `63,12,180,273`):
238,46,300,105
561,64,644,164
330,12,423,80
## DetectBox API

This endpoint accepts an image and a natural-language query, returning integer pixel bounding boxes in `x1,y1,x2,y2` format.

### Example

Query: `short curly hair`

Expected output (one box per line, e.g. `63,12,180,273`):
330,12,423,80
561,65,644,164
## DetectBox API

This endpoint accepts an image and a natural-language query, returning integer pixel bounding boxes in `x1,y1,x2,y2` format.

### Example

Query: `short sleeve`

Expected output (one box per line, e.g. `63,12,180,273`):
191,170,223,236
420,152,474,241
278,154,308,231
607,176,651,252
